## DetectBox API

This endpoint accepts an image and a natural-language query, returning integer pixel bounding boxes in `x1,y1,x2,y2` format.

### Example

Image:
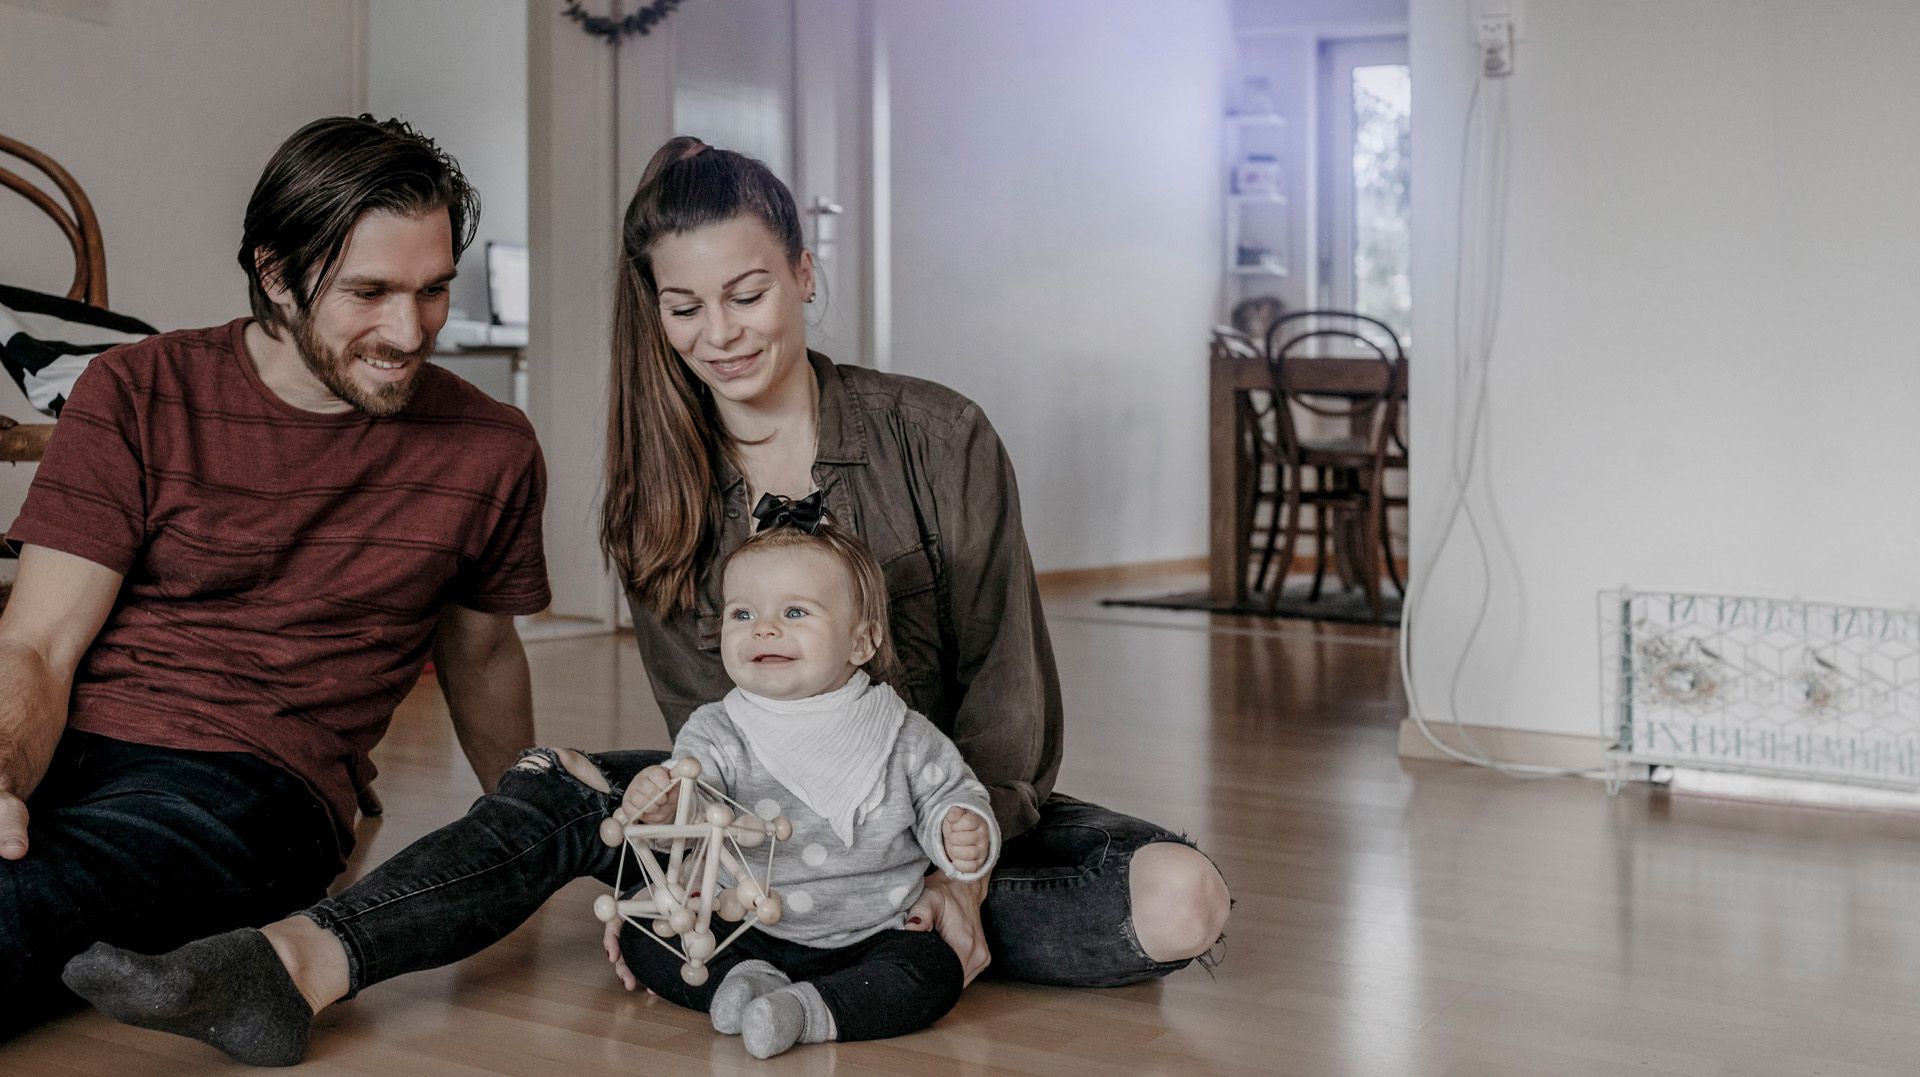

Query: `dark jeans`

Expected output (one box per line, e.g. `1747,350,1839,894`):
0,731,336,1037
306,748,1202,1000
621,919,962,1041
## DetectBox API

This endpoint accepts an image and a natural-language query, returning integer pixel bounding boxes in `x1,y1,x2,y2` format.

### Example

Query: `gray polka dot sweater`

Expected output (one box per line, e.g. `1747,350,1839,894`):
674,701,1001,949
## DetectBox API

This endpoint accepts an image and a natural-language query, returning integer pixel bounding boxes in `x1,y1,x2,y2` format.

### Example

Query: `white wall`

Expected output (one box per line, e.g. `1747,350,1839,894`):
0,1,360,333
366,0,526,325
0,0,359,510
1236,0,1407,30
1407,0,1920,739
877,0,1233,572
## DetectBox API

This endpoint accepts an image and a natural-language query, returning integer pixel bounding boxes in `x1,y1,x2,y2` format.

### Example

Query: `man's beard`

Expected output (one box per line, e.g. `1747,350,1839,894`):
292,315,426,417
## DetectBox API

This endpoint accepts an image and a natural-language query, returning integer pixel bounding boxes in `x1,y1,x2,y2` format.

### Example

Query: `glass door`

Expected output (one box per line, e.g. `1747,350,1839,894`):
1318,36,1411,345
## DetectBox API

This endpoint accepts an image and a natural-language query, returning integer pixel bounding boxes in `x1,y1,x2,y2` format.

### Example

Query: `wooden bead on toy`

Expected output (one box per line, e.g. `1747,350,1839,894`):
668,907,695,934
756,893,783,925
772,816,793,841
652,918,674,937
716,890,746,922
705,802,734,827
681,961,709,986
593,894,618,923
672,757,702,780
684,929,716,962
731,814,767,847
599,816,625,847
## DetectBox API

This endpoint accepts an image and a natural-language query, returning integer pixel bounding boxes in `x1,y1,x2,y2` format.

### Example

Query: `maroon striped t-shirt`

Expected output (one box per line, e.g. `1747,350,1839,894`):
8,318,549,859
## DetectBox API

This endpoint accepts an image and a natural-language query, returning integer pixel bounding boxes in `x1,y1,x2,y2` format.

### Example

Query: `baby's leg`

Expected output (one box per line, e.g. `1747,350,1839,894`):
742,929,963,1057
615,915,770,1012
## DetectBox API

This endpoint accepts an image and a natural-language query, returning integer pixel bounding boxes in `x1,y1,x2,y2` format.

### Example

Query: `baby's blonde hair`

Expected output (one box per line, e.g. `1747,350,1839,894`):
718,520,897,676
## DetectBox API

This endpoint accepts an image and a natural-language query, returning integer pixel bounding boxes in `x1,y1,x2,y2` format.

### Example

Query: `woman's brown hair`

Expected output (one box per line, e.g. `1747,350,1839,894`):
601,137,807,617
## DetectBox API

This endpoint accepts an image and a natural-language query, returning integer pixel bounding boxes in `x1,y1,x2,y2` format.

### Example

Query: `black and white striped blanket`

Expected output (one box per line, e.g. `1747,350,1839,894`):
0,284,154,417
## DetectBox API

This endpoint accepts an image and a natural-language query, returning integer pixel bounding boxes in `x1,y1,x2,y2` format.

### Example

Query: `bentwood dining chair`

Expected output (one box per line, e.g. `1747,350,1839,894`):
1253,311,1407,616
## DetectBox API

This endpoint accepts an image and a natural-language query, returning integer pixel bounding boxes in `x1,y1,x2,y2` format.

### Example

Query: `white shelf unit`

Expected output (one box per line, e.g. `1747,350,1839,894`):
1223,112,1291,283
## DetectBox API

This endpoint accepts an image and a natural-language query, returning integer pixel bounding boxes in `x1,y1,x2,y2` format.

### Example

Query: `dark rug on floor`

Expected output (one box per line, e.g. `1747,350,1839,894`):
1100,585,1402,627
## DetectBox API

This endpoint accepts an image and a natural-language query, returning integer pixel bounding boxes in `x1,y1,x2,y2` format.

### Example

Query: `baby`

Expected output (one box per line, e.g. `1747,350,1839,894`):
607,513,1000,1059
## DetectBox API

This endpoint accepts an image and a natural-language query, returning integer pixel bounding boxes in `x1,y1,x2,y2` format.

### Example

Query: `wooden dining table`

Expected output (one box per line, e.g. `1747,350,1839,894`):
1207,344,1405,606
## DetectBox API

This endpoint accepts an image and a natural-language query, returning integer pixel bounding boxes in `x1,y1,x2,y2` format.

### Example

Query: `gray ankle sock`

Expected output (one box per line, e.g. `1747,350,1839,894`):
740,982,835,1059
61,928,314,1067
709,959,790,1035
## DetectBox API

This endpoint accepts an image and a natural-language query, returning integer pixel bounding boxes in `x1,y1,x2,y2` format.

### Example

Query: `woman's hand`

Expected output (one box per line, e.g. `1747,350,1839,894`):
619,764,678,824
940,806,990,873
904,871,992,984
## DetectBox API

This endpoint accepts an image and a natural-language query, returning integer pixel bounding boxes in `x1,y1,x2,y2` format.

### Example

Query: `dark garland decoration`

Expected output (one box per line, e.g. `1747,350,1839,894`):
562,0,686,44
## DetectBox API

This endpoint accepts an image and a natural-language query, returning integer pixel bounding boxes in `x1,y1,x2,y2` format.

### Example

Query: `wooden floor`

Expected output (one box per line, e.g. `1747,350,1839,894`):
11,572,1920,1074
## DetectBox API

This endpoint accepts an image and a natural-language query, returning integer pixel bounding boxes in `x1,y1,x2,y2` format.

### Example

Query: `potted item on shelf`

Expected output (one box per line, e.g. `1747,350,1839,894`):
1233,154,1281,196
1232,295,1286,341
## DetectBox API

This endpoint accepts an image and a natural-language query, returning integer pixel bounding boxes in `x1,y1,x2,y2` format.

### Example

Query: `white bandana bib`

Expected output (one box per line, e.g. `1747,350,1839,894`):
723,671,907,847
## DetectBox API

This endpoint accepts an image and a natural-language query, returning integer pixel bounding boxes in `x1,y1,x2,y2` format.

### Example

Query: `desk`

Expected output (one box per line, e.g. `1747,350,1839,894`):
1208,349,1402,606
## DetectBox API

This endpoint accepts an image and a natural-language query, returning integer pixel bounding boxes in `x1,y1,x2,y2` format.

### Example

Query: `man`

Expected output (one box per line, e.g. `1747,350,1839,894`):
0,115,548,1035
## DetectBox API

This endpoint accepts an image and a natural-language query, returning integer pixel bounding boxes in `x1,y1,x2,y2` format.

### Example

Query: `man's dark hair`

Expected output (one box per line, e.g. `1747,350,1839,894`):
238,114,480,337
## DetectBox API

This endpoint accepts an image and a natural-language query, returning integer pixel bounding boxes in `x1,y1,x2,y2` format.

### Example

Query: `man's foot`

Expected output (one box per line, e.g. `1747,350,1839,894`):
740,983,835,1059
709,959,790,1035
62,928,314,1067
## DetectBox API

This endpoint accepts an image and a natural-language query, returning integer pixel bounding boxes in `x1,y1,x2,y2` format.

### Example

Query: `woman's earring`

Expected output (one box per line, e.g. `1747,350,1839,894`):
806,293,816,304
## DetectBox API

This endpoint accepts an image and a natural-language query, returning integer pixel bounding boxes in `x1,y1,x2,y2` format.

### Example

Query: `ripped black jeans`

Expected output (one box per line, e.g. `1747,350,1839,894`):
303,748,1204,999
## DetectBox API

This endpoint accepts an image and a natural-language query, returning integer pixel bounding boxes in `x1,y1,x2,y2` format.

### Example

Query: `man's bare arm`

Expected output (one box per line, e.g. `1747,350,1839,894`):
0,544,124,859
432,605,535,794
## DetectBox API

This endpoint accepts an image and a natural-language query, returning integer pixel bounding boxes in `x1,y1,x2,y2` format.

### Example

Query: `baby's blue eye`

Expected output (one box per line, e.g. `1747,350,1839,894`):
783,607,808,619
728,608,753,621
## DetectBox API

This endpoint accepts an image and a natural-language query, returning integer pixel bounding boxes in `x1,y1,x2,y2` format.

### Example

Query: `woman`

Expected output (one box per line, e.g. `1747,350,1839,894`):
61,138,1231,1067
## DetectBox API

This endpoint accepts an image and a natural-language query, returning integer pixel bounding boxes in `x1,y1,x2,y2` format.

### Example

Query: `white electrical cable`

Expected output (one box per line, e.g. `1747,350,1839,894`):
1397,2,1606,780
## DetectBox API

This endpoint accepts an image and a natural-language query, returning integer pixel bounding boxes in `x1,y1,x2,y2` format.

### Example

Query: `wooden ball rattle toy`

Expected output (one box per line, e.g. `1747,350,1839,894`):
592,756,792,985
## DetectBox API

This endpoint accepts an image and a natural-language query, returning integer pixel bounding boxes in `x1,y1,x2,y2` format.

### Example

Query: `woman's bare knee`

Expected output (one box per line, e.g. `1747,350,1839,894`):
549,748,612,794
1129,842,1231,962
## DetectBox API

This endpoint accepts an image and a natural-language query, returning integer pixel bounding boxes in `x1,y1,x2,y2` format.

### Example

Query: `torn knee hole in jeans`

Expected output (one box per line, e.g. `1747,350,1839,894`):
514,746,615,795
513,749,558,773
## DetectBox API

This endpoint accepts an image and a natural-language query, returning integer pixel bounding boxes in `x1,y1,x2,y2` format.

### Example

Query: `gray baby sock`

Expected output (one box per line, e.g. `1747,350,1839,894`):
709,959,791,1035
61,928,314,1067
740,982,837,1059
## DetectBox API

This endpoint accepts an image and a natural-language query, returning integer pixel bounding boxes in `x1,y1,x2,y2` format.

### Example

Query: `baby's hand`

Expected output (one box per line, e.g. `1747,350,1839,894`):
940,806,990,873
619,764,679,825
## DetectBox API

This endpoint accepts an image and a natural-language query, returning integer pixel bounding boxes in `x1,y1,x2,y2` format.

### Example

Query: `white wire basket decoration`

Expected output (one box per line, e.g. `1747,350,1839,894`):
1601,589,1920,794
593,758,793,986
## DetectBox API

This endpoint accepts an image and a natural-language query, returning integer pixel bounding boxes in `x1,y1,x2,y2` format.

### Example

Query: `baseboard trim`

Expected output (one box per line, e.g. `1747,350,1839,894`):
1251,553,1415,582
1036,556,1207,589
1034,554,1414,592
1396,718,1607,771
